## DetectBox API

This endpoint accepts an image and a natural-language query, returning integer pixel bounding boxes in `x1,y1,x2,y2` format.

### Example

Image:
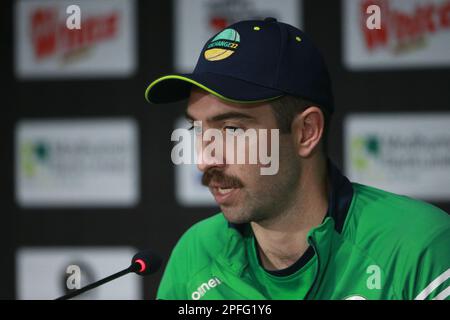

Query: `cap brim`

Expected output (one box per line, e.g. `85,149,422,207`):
145,72,283,104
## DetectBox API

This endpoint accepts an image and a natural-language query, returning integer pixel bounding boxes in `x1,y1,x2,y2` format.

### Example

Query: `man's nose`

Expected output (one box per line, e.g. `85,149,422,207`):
196,138,226,173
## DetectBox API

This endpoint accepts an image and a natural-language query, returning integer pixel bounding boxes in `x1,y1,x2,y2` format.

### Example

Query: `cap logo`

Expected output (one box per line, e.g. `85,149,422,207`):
204,28,240,61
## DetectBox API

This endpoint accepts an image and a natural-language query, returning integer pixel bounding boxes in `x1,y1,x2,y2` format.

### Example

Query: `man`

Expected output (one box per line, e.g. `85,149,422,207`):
145,18,450,300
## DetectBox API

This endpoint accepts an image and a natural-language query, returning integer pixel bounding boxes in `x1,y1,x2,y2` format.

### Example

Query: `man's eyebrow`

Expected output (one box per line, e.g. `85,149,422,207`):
209,112,256,122
185,111,256,122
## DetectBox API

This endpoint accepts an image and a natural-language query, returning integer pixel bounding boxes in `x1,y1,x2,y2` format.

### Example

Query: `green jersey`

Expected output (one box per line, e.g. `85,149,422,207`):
157,161,450,300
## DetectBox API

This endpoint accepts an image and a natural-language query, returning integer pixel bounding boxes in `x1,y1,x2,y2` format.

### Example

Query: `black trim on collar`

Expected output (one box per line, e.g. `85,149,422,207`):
255,239,315,276
326,159,354,233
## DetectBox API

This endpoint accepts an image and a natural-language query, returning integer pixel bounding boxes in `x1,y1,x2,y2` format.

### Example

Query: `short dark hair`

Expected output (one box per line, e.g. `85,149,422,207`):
269,95,331,154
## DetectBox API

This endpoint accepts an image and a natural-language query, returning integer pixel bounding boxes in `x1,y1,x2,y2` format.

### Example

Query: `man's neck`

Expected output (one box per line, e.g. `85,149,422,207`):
251,159,329,271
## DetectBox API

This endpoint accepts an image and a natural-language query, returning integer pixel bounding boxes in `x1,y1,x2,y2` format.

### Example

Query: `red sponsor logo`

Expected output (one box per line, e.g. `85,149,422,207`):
361,0,450,52
209,17,229,31
31,7,118,60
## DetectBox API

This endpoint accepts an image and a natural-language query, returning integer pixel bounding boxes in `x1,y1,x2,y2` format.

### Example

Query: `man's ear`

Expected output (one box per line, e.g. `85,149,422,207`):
291,107,324,158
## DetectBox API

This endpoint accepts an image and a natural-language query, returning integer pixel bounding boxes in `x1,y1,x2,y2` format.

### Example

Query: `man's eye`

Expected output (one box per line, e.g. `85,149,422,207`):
224,126,241,133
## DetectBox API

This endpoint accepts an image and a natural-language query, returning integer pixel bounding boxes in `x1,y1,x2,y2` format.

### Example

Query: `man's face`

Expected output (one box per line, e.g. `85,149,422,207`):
186,89,302,224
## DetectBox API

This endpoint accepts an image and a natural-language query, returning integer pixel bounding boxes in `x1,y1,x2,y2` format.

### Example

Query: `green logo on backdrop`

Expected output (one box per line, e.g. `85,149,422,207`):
351,135,381,171
20,141,50,177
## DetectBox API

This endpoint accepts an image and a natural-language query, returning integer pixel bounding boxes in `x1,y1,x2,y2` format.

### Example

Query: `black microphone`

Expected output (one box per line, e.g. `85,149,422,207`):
56,250,162,300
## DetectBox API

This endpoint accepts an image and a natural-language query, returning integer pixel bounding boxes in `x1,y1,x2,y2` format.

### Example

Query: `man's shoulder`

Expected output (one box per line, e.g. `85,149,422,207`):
174,212,229,256
350,183,449,231
185,212,228,235
345,183,450,299
345,182,450,258
157,213,229,299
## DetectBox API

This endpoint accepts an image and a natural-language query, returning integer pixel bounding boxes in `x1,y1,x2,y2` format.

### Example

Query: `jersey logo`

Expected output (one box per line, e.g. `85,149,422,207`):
191,276,222,300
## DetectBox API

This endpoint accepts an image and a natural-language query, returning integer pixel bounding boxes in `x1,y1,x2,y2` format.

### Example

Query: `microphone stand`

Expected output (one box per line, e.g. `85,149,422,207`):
56,264,137,300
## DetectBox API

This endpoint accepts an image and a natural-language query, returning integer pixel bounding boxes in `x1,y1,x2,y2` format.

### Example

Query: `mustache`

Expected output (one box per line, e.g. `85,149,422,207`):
201,168,243,188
